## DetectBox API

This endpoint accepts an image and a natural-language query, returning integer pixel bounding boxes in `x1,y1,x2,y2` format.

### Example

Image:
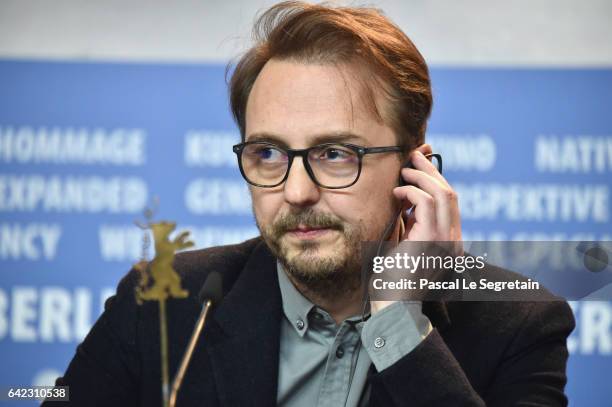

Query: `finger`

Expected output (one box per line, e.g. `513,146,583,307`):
393,185,437,240
400,167,455,212
396,171,459,238
410,150,450,188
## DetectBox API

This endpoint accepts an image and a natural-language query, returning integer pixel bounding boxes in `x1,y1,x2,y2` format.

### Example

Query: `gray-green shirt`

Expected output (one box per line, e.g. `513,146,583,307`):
276,263,432,407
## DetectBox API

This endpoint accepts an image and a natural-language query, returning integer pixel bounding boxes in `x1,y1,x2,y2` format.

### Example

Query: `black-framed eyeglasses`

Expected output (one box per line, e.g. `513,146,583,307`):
233,141,442,189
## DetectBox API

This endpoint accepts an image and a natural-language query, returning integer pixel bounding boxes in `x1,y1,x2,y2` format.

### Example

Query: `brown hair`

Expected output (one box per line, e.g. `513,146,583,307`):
228,1,432,152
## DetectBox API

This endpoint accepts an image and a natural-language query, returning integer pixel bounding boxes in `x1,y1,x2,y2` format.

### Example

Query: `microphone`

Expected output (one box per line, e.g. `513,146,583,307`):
197,271,223,305
169,272,223,407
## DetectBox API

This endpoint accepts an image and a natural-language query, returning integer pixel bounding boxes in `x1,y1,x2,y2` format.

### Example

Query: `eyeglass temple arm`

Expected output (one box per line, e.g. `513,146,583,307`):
363,147,442,174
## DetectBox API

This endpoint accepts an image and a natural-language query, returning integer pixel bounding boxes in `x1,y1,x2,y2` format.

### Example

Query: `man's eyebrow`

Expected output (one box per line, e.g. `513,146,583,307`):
246,131,368,146
311,132,368,145
246,133,289,147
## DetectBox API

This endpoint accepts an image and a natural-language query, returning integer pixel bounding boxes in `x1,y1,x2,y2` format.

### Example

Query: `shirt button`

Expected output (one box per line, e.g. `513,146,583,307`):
335,346,345,359
374,337,385,348
296,319,305,330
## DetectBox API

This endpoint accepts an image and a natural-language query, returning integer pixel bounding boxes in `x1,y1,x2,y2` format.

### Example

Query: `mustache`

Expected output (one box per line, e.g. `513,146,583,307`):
270,209,344,236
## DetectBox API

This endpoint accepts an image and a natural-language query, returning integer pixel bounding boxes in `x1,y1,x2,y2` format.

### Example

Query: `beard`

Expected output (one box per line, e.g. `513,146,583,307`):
257,207,366,299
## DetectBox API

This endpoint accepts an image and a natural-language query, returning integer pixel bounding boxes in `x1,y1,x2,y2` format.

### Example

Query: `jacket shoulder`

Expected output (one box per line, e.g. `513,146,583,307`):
444,262,575,339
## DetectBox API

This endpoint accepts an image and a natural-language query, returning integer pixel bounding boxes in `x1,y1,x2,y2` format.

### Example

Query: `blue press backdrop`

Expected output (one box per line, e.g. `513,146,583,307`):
0,60,610,406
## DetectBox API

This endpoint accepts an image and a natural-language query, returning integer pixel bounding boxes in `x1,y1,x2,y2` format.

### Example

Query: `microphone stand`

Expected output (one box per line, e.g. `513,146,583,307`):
168,298,214,407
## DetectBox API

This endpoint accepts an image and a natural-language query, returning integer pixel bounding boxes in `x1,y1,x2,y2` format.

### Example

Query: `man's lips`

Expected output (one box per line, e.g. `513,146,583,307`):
288,225,328,232
285,225,336,238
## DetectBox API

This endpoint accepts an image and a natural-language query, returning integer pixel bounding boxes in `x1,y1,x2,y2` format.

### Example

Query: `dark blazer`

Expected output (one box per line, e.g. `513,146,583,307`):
43,237,575,406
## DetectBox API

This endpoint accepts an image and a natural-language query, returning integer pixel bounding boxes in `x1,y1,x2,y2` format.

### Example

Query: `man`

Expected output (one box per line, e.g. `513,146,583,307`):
45,2,574,406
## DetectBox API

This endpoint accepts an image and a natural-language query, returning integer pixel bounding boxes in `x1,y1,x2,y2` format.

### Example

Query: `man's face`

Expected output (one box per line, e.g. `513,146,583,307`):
245,59,401,290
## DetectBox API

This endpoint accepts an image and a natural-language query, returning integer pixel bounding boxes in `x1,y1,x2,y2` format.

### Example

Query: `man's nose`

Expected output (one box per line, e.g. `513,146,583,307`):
283,157,320,207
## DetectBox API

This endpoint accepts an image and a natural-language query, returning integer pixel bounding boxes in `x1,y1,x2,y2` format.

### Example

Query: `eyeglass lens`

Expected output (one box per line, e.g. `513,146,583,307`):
240,143,360,188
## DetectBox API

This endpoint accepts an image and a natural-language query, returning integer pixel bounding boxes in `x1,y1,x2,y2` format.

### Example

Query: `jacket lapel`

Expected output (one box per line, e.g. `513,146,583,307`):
205,241,282,407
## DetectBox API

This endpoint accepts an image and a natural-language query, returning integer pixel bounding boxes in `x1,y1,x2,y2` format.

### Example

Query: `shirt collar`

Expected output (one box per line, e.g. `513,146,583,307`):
276,261,315,337
276,261,372,335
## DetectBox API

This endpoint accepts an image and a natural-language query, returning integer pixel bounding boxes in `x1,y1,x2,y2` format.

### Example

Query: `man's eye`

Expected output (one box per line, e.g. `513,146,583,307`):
253,147,284,161
318,147,354,162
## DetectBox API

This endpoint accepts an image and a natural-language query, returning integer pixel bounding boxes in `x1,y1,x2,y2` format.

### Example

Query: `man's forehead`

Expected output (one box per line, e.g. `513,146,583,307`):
245,60,392,148
245,130,370,147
